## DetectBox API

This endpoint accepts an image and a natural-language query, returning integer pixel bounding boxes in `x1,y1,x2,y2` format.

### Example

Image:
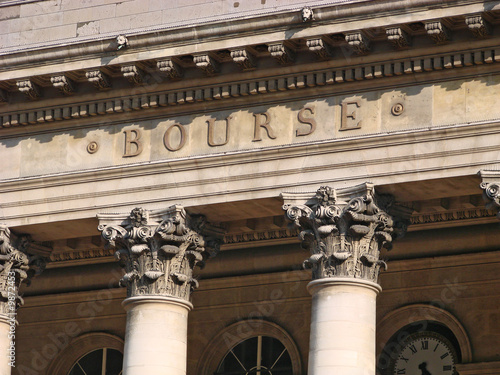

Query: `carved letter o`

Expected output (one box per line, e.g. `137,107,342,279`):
163,123,187,151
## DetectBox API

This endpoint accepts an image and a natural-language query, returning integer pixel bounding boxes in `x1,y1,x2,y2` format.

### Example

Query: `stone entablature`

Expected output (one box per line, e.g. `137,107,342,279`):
98,206,224,301
1,3,499,108
282,183,410,283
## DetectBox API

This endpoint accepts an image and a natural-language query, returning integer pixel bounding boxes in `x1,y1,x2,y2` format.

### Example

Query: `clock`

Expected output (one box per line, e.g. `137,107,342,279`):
391,332,458,375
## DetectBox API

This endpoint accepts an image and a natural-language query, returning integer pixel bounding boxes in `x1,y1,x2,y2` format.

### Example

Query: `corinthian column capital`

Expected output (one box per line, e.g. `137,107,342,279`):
98,206,224,301
282,183,410,284
479,170,500,218
0,225,46,317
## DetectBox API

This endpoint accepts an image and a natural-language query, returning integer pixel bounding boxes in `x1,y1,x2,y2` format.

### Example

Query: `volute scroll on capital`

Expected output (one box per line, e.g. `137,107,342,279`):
0,225,47,316
97,206,224,301
281,184,410,284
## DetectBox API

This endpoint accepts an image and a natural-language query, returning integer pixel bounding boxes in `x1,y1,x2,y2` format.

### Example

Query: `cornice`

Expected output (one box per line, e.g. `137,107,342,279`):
0,0,487,64
2,43,500,132
1,1,499,122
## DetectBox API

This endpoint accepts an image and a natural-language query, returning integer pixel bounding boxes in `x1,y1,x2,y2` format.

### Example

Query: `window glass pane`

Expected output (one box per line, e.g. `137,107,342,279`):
216,336,293,375
77,348,103,373
68,365,85,375
106,348,124,375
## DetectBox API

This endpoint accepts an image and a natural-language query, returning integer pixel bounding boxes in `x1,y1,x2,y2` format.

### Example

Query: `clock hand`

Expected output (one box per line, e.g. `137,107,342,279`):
418,362,432,375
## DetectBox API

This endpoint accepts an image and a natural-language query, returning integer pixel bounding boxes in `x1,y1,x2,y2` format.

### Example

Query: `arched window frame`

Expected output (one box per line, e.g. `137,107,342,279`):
197,320,302,375
46,332,124,374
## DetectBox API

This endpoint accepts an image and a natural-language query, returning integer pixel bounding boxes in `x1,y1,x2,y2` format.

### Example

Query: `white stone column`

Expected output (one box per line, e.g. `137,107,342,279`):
282,184,409,375
0,315,13,375
308,278,381,375
122,296,192,375
98,206,223,375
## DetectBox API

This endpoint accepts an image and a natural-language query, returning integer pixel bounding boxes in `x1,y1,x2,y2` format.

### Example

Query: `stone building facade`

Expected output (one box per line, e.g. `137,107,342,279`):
1,0,500,374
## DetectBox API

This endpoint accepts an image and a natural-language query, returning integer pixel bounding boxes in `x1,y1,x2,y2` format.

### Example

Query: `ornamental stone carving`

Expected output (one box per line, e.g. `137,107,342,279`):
282,184,409,284
85,69,111,90
480,181,500,218
465,14,491,39
16,79,41,100
157,59,183,79
386,27,411,49
268,43,295,65
98,206,224,301
306,38,333,60
345,32,370,54
230,49,256,70
425,21,451,44
193,54,219,76
51,75,76,95
121,64,145,85
0,225,46,316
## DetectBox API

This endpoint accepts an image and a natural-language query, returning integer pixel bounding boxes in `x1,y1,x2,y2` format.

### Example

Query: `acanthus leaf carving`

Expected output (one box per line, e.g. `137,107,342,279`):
0,225,47,316
230,49,257,70
193,54,219,76
268,43,295,65
386,27,411,49
121,64,145,85
345,32,370,54
85,69,111,90
50,75,76,95
16,79,41,100
425,21,451,44
465,14,492,39
282,184,409,284
480,181,500,218
98,206,224,301
157,58,183,79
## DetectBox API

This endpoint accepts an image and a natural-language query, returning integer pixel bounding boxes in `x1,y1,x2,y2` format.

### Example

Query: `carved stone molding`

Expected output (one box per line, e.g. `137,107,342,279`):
85,69,111,90
2,45,499,129
157,58,183,79
386,27,411,49
0,225,46,316
268,43,295,65
282,184,410,284
230,49,256,70
345,31,370,54
479,170,500,218
16,79,41,100
480,182,500,218
50,75,76,95
98,206,224,301
425,21,451,44
465,14,492,39
193,54,219,76
306,38,333,60
121,64,145,85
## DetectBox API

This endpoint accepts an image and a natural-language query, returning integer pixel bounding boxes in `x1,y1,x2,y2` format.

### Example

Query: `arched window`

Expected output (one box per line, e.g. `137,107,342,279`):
68,348,123,375
197,320,302,375
216,335,293,375
46,333,124,375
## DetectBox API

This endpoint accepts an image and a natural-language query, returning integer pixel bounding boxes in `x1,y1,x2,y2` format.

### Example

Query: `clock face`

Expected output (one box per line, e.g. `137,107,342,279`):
392,333,457,375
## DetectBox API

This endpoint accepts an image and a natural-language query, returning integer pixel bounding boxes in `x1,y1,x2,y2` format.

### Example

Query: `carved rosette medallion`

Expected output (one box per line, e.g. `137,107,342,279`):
282,184,409,284
98,206,224,301
0,225,46,317
480,182,500,218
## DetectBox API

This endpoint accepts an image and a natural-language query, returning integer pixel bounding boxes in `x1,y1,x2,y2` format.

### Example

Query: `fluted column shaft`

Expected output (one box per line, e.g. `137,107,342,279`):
98,206,223,375
282,184,408,375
